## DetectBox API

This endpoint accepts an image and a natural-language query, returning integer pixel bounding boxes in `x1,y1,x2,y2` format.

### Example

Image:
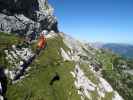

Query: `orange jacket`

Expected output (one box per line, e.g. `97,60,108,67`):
37,35,47,49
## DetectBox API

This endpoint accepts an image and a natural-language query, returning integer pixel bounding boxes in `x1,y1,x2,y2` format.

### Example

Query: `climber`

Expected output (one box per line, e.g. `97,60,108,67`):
25,30,37,45
37,30,47,49
36,30,48,55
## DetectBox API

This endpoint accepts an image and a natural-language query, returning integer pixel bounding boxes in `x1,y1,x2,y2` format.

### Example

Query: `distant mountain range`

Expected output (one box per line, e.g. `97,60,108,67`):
90,43,133,59
103,43,133,59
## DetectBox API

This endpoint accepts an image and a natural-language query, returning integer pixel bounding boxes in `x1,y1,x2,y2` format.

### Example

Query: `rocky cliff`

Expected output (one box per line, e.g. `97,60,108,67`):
0,0,58,35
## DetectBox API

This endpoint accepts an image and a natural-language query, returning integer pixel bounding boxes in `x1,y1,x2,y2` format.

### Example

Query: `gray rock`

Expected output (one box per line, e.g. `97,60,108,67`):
0,0,58,35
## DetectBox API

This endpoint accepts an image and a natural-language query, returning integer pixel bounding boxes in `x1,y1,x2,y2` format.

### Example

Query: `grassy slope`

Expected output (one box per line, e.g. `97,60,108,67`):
6,36,81,100
95,49,114,71
96,49,133,100
2,32,132,100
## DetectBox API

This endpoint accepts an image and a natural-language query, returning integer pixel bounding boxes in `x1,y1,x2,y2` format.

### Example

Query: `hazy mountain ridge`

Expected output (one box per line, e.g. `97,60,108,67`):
103,43,133,59
90,42,133,59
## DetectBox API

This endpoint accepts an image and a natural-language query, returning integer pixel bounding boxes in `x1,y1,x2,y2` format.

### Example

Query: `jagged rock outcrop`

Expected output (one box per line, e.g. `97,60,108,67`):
60,33,124,100
0,0,58,35
4,44,35,81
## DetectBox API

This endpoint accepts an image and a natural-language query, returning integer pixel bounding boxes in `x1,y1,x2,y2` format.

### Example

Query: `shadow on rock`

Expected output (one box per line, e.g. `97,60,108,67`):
0,65,7,100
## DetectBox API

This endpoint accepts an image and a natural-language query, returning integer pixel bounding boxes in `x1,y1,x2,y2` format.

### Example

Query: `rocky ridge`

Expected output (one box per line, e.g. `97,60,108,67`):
0,0,58,35
60,33,124,100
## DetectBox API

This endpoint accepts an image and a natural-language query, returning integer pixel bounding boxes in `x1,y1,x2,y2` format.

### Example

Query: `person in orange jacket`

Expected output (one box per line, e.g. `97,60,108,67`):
36,30,48,55
37,33,47,49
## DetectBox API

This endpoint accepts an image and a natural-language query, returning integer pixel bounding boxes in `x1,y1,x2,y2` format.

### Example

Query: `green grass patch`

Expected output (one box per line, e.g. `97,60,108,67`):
6,36,81,100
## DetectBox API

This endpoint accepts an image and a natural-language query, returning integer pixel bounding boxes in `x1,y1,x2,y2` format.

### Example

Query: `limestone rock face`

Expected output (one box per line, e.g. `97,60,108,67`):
0,0,58,35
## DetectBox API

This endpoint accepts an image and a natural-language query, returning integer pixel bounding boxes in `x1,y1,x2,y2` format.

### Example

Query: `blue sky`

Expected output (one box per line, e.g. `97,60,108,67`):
49,0,133,44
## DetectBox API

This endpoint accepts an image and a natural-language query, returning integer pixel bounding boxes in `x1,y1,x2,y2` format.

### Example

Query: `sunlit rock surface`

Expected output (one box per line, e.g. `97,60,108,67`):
0,0,58,35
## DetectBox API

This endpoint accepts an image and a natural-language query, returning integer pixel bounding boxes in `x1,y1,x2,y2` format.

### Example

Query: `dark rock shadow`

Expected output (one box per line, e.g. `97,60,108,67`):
0,65,7,100
49,73,60,86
